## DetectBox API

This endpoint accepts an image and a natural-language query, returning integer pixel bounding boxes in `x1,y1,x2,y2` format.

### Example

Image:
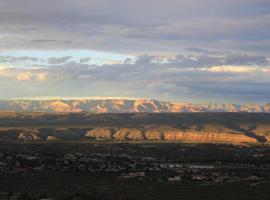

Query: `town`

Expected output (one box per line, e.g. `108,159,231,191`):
1,143,270,183
1,143,270,199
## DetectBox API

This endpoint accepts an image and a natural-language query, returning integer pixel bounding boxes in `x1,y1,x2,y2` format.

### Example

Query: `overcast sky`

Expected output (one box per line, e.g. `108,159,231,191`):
0,0,270,103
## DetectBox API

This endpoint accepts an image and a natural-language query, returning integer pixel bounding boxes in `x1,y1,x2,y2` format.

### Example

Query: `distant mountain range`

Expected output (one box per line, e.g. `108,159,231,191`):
0,99,270,113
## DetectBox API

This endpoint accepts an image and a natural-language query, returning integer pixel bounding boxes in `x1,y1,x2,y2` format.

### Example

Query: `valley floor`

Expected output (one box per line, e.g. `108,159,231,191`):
0,143,270,200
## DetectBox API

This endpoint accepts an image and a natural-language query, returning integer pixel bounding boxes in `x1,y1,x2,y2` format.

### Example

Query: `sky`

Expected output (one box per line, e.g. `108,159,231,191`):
0,0,270,103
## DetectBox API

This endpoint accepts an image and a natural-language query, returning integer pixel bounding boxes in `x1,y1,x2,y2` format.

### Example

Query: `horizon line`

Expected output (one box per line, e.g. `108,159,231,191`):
0,96,267,105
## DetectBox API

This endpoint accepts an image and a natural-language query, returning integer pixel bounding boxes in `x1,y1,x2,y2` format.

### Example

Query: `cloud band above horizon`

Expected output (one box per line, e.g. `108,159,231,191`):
0,0,270,103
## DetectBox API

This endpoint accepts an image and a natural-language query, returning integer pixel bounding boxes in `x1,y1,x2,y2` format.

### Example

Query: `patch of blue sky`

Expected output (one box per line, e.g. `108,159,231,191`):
0,50,134,66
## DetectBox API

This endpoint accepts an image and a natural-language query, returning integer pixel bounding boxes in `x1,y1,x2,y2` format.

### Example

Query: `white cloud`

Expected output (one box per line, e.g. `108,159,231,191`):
0,64,12,69
0,68,48,82
202,65,270,74
16,72,32,81
203,65,258,73
36,73,48,81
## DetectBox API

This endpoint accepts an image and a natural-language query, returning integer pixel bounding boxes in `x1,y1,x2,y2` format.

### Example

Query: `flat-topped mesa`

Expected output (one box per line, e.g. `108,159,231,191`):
0,99,269,113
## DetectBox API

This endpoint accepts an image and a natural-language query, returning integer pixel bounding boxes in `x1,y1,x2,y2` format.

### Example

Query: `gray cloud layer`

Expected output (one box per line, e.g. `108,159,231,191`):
0,0,270,103
0,0,270,54
1,53,270,103
48,56,72,64
0,56,39,63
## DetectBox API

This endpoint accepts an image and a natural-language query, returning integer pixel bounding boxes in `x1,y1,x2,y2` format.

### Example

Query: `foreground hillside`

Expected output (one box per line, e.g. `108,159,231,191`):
0,112,270,144
0,99,270,113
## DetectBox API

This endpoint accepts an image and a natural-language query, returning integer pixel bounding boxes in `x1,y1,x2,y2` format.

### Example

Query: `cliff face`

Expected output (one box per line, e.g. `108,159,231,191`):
84,126,263,144
0,99,269,113
0,112,269,145
1,126,264,144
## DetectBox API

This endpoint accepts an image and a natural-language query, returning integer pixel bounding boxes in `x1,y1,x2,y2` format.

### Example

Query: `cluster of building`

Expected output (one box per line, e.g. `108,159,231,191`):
0,151,269,184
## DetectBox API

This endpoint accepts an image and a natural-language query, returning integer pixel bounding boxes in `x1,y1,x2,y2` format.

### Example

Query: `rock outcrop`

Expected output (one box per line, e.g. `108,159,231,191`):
84,126,265,144
46,136,59,141
86,128,113,140
18,132,41,141
113,128,144,140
